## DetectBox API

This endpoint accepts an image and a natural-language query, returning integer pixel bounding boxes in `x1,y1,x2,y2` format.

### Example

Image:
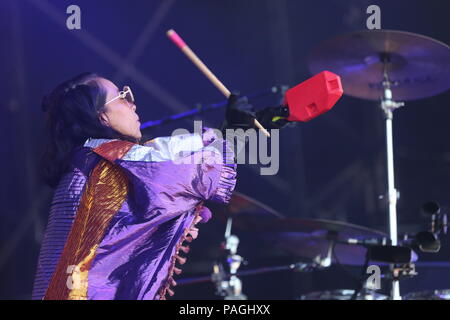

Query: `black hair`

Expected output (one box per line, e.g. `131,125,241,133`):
40,72,137,188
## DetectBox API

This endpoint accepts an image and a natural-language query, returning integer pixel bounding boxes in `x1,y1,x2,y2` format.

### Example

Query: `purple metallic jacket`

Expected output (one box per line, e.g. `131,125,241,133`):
32,128,236,300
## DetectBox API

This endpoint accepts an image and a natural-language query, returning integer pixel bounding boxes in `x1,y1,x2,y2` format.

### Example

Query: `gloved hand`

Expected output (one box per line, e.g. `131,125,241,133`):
221,93,256,132
256,105,290,130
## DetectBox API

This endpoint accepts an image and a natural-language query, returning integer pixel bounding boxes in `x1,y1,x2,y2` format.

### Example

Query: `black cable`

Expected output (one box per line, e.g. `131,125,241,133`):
350,247,371,300
331,242,361,283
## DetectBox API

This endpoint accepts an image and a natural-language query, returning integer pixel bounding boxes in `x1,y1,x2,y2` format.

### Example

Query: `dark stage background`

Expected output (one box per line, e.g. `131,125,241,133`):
1,0,449,299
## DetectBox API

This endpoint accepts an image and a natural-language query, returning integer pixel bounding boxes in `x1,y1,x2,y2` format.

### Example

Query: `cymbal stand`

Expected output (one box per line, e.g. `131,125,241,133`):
313,239,334,268
212,217,247,300
380,55,405,300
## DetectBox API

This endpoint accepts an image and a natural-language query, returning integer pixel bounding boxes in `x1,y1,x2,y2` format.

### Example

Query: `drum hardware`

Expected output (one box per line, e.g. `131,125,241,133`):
380,61,402,299
199,193,448,300
182,193,390,299
344,236,423,299
212,217,247,300
299,261,420,300
299,289,389,300
336,237,419,299
308,29,450,300
152,29,450,299
312,238,334,268
210,215,336,300
335,199,450,299
345,199,450,299
181,193,450,299
178,260,327,287
421,201,448,237
400,201,448,253
390,263,418,280
350,244,371,300
207,192,390,300
404,290,450,300
402,231,441,253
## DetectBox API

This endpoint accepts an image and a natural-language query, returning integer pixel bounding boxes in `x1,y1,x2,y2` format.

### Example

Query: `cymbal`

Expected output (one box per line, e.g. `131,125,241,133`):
205,191,285,226
242,217,388,265
208,192,387,265
308,30,450,101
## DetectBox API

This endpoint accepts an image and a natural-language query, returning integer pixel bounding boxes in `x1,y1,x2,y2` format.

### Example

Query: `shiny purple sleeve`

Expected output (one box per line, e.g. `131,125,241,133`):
115,128,237,224
84,129,237,300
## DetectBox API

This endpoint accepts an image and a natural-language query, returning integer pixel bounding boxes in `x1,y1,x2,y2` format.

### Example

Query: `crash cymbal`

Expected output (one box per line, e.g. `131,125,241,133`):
308,30,450,101
207,193,387,265
243,217,388,265
205,191,285,226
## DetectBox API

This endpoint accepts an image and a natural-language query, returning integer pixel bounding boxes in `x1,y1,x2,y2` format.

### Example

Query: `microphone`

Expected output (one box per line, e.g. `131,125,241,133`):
284,71,344,122
413,231,441,253
421,201,448,235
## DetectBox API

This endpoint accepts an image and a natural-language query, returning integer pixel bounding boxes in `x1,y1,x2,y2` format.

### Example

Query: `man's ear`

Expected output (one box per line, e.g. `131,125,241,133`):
98,111,110,126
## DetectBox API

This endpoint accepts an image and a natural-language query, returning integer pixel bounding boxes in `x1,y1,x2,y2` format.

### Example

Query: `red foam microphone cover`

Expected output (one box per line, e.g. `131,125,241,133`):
285,71,343,122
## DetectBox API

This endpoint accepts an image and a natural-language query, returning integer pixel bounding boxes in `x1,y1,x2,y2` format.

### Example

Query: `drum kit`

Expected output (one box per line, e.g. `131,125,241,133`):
179,29,450,300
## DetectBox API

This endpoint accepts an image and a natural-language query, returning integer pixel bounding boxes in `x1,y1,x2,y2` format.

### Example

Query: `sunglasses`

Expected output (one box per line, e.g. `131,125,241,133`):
105,86,135,106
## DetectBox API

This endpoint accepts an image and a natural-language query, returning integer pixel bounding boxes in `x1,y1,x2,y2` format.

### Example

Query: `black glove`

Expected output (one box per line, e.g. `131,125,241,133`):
256,105,290,129
221,93,256,132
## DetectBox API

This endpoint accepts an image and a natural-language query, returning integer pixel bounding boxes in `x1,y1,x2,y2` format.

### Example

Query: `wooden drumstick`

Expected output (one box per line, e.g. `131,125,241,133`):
166,29,270,137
